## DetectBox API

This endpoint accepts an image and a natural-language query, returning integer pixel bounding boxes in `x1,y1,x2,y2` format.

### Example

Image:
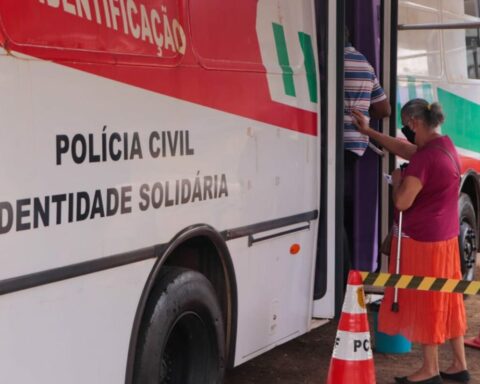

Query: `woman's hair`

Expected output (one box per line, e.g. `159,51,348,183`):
401,98,445,129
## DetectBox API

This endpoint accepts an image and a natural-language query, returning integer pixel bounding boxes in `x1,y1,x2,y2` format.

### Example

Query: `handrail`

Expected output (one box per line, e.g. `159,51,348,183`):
399,21,480,30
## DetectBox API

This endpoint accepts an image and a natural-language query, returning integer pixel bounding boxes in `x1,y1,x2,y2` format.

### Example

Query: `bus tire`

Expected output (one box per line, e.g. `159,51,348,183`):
458,193,477,281
133,267,225,384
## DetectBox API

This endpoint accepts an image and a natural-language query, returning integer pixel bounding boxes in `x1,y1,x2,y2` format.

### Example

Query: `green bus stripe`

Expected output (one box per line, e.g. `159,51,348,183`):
298,32,317,103
438,88,480,152
407,76,417,100
396,87,403,128
272,23,296,97
422,82,433,102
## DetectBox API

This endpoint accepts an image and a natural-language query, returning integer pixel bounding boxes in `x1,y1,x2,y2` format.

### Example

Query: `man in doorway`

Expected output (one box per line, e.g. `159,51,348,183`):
343,26,391,270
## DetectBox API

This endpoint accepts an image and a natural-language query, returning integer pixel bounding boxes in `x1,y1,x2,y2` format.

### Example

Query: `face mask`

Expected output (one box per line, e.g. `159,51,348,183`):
401,125,416,144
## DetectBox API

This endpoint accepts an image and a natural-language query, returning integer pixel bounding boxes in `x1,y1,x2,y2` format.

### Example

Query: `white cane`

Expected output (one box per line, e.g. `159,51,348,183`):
391,210,403,312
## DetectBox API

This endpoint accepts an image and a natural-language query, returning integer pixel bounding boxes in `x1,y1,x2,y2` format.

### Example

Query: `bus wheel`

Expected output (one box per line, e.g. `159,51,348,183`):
458,193,477,281
133,267,225,384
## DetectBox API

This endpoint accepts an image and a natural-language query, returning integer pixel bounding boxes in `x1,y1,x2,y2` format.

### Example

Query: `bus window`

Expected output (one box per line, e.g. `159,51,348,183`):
465,0,480,79
465,0,480,16
398,2,442,77
442,0,480,81
466,28,480,78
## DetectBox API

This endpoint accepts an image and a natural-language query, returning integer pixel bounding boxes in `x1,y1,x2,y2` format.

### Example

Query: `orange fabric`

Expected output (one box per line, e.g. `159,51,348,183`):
378,236,467,345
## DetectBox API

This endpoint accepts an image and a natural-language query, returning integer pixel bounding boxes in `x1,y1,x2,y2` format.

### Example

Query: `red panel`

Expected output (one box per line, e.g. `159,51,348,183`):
189,0,264,71
459,155,480,174
0,1,317,136
0,0,186,65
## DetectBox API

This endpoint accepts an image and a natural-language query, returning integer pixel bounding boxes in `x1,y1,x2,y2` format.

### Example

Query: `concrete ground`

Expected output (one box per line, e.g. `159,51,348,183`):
225,263,480,384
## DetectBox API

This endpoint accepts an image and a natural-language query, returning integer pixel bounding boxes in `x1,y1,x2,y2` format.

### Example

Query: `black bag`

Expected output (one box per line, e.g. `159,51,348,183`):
380,228,393,256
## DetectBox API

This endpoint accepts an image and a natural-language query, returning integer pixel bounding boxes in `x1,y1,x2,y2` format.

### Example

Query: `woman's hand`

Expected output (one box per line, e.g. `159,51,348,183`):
351,109,371,135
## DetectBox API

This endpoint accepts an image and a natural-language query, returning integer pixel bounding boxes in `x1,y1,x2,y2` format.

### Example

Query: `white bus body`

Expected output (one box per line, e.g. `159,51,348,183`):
396,0,480,280
0,1,341,383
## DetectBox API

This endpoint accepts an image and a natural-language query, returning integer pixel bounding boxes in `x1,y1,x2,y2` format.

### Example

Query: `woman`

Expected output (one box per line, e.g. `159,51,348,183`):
352,99,469,384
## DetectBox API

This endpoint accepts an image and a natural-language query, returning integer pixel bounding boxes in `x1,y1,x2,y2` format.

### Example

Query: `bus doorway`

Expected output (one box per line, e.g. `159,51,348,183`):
313,0,391,317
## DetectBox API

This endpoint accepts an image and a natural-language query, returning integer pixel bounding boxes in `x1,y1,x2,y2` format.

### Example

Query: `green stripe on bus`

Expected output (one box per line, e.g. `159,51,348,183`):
396,87,403,128
272,23,296,97
422,83,433,102
438,88,480,152
407,76,417,100
298,32,317,103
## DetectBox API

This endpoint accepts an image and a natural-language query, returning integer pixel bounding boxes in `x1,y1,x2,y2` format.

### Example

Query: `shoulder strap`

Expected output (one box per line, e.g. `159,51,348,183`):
430,144,461,176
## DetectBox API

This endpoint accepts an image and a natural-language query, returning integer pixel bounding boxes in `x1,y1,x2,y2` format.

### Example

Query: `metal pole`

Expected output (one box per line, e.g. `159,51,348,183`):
391,210,403,312
399,21,480,30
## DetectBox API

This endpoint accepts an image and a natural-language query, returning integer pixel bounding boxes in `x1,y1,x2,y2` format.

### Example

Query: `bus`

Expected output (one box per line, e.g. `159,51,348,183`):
395,0,480,281
0,1,336,383
0,0,476,383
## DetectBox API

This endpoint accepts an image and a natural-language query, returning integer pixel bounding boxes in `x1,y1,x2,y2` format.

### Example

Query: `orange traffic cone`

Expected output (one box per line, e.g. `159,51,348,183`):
465,329,480,349
326,270,376,384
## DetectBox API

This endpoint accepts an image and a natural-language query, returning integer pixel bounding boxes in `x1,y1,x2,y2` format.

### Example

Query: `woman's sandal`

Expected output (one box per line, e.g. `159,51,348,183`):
394,375,443,384
439,370,470,383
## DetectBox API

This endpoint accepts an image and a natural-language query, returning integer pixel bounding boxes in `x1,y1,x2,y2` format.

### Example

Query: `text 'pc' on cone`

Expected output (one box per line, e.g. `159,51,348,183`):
326,270,376,384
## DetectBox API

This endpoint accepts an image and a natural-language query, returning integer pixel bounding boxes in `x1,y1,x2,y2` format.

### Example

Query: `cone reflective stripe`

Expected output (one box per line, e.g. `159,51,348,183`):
327,270,376,384
465,330,480,349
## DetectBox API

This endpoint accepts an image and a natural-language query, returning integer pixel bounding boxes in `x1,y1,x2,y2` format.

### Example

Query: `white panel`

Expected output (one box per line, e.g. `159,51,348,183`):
256,0,318,112
0,260,154,384
0,54,318,280
312,0,336,320
0,38,320,380
232,225,317,365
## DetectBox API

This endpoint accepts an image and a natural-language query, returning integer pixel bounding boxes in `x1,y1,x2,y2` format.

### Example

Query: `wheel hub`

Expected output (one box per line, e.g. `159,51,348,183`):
464,228,477,269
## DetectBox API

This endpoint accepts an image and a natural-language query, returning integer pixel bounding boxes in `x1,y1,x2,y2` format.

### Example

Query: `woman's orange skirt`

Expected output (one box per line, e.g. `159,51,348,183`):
378,236,467,345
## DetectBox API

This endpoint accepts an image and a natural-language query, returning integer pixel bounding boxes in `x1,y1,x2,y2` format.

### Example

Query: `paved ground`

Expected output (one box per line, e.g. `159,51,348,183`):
225,264,480,384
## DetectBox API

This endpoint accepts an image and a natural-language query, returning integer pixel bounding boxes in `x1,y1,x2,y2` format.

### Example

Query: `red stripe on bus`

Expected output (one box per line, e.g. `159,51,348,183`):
459,155,480,174
0,1,318,136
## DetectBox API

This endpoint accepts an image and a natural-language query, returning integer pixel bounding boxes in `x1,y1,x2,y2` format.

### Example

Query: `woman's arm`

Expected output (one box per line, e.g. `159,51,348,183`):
351,109,417,160
392,169,423,211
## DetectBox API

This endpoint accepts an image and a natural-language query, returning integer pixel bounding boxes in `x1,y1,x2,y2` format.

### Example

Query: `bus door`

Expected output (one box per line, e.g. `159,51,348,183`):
313,0,388,318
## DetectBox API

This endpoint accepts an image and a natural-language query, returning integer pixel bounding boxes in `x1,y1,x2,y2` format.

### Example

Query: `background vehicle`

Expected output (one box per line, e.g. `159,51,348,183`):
395,0,480,280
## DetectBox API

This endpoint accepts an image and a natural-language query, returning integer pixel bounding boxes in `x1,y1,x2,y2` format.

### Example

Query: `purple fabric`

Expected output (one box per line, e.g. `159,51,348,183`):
347,0,382,271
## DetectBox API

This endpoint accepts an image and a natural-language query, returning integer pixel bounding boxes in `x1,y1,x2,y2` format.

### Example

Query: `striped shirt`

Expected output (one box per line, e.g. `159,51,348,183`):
344,44,386,156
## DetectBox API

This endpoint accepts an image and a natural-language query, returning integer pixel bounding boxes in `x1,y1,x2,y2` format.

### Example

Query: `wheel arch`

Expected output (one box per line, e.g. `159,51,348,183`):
124,224,238,384
460,170,480,237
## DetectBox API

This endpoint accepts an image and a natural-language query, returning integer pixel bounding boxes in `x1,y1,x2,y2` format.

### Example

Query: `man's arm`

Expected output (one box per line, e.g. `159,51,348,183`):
369,99,391,120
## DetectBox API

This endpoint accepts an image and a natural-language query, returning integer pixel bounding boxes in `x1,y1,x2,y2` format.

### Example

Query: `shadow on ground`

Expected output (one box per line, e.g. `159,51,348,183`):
225,265,480,384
